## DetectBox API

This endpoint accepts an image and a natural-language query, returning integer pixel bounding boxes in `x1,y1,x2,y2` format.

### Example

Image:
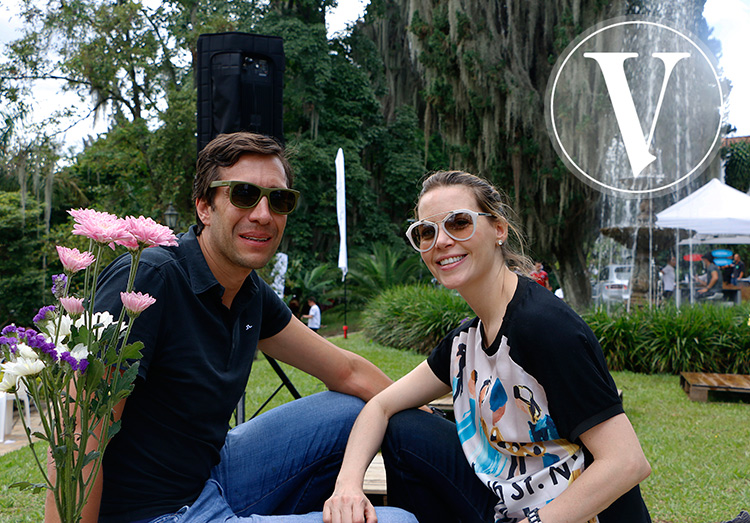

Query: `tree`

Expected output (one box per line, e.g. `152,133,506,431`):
356,0,718,310
250,2,421,265
0,192,46,325
722,139,750,194
346,242,424,306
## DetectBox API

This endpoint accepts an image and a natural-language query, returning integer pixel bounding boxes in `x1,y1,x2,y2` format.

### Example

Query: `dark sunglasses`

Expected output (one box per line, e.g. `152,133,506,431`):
210,180,300,215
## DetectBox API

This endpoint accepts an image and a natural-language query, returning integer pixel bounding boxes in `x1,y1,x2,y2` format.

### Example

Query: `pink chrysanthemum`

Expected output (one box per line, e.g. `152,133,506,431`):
118,215,178,251
120,291,156,317
68,208,131,249
59,297,85,317
56,246,96,274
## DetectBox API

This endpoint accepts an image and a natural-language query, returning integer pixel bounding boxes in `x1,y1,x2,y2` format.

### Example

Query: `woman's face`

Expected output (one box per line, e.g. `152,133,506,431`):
416,185,506,292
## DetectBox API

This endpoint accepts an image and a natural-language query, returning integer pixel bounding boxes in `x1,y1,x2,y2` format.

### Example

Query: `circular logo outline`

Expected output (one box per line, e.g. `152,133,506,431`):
545,18,725,198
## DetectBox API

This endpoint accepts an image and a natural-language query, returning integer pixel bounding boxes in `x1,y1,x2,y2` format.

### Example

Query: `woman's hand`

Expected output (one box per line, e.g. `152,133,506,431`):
323,485,377,523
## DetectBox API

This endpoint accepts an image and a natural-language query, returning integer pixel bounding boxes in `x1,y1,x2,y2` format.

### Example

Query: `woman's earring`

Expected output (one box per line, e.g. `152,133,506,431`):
497,239,503,246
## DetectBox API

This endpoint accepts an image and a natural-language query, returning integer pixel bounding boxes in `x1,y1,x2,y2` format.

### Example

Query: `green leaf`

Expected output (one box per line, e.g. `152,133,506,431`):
107,420,122,442
119,360,140,388
86,358,106,390
9,481,48,493
81,450,102,468
119,341,144,361
50,445,67,461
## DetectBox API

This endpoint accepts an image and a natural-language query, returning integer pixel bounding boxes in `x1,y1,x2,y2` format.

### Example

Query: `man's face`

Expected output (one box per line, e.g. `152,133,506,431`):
196,154,289,279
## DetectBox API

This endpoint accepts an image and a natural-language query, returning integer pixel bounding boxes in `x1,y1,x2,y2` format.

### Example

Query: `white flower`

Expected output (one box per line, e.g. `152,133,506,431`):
46,314,73,341
16,342,39,361
70,343,89,362
0,371,18,393
75,311,119,339
3,357,46,378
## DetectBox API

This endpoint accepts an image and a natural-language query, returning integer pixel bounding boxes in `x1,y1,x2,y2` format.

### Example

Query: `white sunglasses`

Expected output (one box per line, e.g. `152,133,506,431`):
405,209,492,252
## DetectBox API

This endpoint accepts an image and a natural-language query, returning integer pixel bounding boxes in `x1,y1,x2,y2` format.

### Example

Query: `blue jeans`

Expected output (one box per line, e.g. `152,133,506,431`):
382,408,496,523
135,392,416,523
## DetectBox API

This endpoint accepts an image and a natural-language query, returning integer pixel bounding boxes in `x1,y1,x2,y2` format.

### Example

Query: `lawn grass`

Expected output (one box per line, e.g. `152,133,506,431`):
614,371,750,523
0,443,45,522
1,332,748,522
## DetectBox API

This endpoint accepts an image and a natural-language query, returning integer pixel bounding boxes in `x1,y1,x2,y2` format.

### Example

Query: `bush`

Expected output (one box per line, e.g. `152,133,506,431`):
363,284,473,353
584,303,750,374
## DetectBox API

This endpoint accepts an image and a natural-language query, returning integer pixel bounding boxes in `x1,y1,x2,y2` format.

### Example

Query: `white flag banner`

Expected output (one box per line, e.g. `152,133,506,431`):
269,252,288,299
335,148,348,281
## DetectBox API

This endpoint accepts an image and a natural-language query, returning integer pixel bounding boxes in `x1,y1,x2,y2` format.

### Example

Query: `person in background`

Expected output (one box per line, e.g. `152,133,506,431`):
287,297,301,318
660,256,676,300
323,170,651,523
731,253,745,286
696,252,723,299
529,261,551,290
303,297,322,332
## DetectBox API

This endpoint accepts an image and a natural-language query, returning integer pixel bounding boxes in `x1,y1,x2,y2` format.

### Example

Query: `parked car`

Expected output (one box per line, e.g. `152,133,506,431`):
592,264,633,304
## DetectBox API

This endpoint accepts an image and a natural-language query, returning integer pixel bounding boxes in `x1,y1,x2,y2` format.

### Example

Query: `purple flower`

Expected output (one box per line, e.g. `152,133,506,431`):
0,334,18,354
33,305,57,324
60,351,77,368
60,351,89,373
1,324,18,336
51,274,68,298
22,328,58,361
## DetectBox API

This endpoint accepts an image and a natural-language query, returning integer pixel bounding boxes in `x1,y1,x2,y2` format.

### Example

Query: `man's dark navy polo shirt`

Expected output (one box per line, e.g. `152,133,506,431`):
95,226,292,522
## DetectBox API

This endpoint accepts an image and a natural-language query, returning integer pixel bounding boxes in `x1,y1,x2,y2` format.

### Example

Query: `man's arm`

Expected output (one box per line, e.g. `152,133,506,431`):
258,315,393,401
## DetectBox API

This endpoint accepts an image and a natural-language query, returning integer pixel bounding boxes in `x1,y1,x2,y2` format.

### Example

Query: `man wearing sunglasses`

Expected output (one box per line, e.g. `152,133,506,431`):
58,132,414,523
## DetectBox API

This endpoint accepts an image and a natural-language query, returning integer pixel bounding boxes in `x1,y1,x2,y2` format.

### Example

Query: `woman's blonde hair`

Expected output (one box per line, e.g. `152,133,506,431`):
416,170,534,276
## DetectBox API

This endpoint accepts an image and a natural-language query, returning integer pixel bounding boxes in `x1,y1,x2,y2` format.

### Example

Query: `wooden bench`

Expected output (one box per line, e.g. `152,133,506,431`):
680,372,750,402
363,453,387,505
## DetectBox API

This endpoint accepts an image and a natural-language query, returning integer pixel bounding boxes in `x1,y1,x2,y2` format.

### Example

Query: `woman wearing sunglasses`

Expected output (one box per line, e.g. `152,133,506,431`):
323,171,651,523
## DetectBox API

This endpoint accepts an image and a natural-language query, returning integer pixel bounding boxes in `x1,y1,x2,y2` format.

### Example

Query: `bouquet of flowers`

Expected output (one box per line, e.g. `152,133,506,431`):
0,208,177,523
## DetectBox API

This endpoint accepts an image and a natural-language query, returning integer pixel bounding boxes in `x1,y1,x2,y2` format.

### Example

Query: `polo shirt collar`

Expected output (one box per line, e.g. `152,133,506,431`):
177,226,259,301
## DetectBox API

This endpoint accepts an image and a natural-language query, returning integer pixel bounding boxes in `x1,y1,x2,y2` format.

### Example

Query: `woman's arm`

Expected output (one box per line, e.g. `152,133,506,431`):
323,361,450,523
521,413,651,523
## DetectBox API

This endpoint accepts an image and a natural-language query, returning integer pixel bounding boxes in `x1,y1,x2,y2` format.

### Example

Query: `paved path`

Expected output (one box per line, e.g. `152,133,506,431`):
1,405,43,457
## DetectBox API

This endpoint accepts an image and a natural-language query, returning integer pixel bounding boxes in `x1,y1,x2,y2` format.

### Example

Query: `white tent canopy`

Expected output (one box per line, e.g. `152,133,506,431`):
679,234,750,245
655,178,750,235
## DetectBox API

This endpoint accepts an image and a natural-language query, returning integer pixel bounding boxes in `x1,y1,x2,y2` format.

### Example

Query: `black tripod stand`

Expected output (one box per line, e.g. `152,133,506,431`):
235,352,302,424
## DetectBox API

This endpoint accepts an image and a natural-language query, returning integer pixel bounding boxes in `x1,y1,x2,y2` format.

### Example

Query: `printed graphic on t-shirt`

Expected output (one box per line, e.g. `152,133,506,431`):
450,324,596,523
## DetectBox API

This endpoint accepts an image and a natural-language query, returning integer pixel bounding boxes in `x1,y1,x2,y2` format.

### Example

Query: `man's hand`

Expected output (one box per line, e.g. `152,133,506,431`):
323,485,377,523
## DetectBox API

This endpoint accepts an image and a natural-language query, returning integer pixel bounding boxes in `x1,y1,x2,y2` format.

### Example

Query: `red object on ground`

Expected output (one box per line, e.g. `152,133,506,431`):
343,325,348,339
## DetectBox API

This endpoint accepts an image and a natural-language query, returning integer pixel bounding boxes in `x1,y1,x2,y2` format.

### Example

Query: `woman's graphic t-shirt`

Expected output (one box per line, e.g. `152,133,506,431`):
427,277,650,523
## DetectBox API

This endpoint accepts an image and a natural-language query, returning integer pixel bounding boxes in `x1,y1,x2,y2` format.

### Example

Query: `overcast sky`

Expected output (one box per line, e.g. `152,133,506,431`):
0,0,748,151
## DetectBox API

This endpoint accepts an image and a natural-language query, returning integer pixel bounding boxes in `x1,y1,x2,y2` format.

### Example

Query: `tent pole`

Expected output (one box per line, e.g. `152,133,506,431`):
675,231,681,308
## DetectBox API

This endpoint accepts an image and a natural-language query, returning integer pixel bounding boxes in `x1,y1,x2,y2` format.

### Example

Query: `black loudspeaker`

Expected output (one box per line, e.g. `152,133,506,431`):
196,32,285,153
